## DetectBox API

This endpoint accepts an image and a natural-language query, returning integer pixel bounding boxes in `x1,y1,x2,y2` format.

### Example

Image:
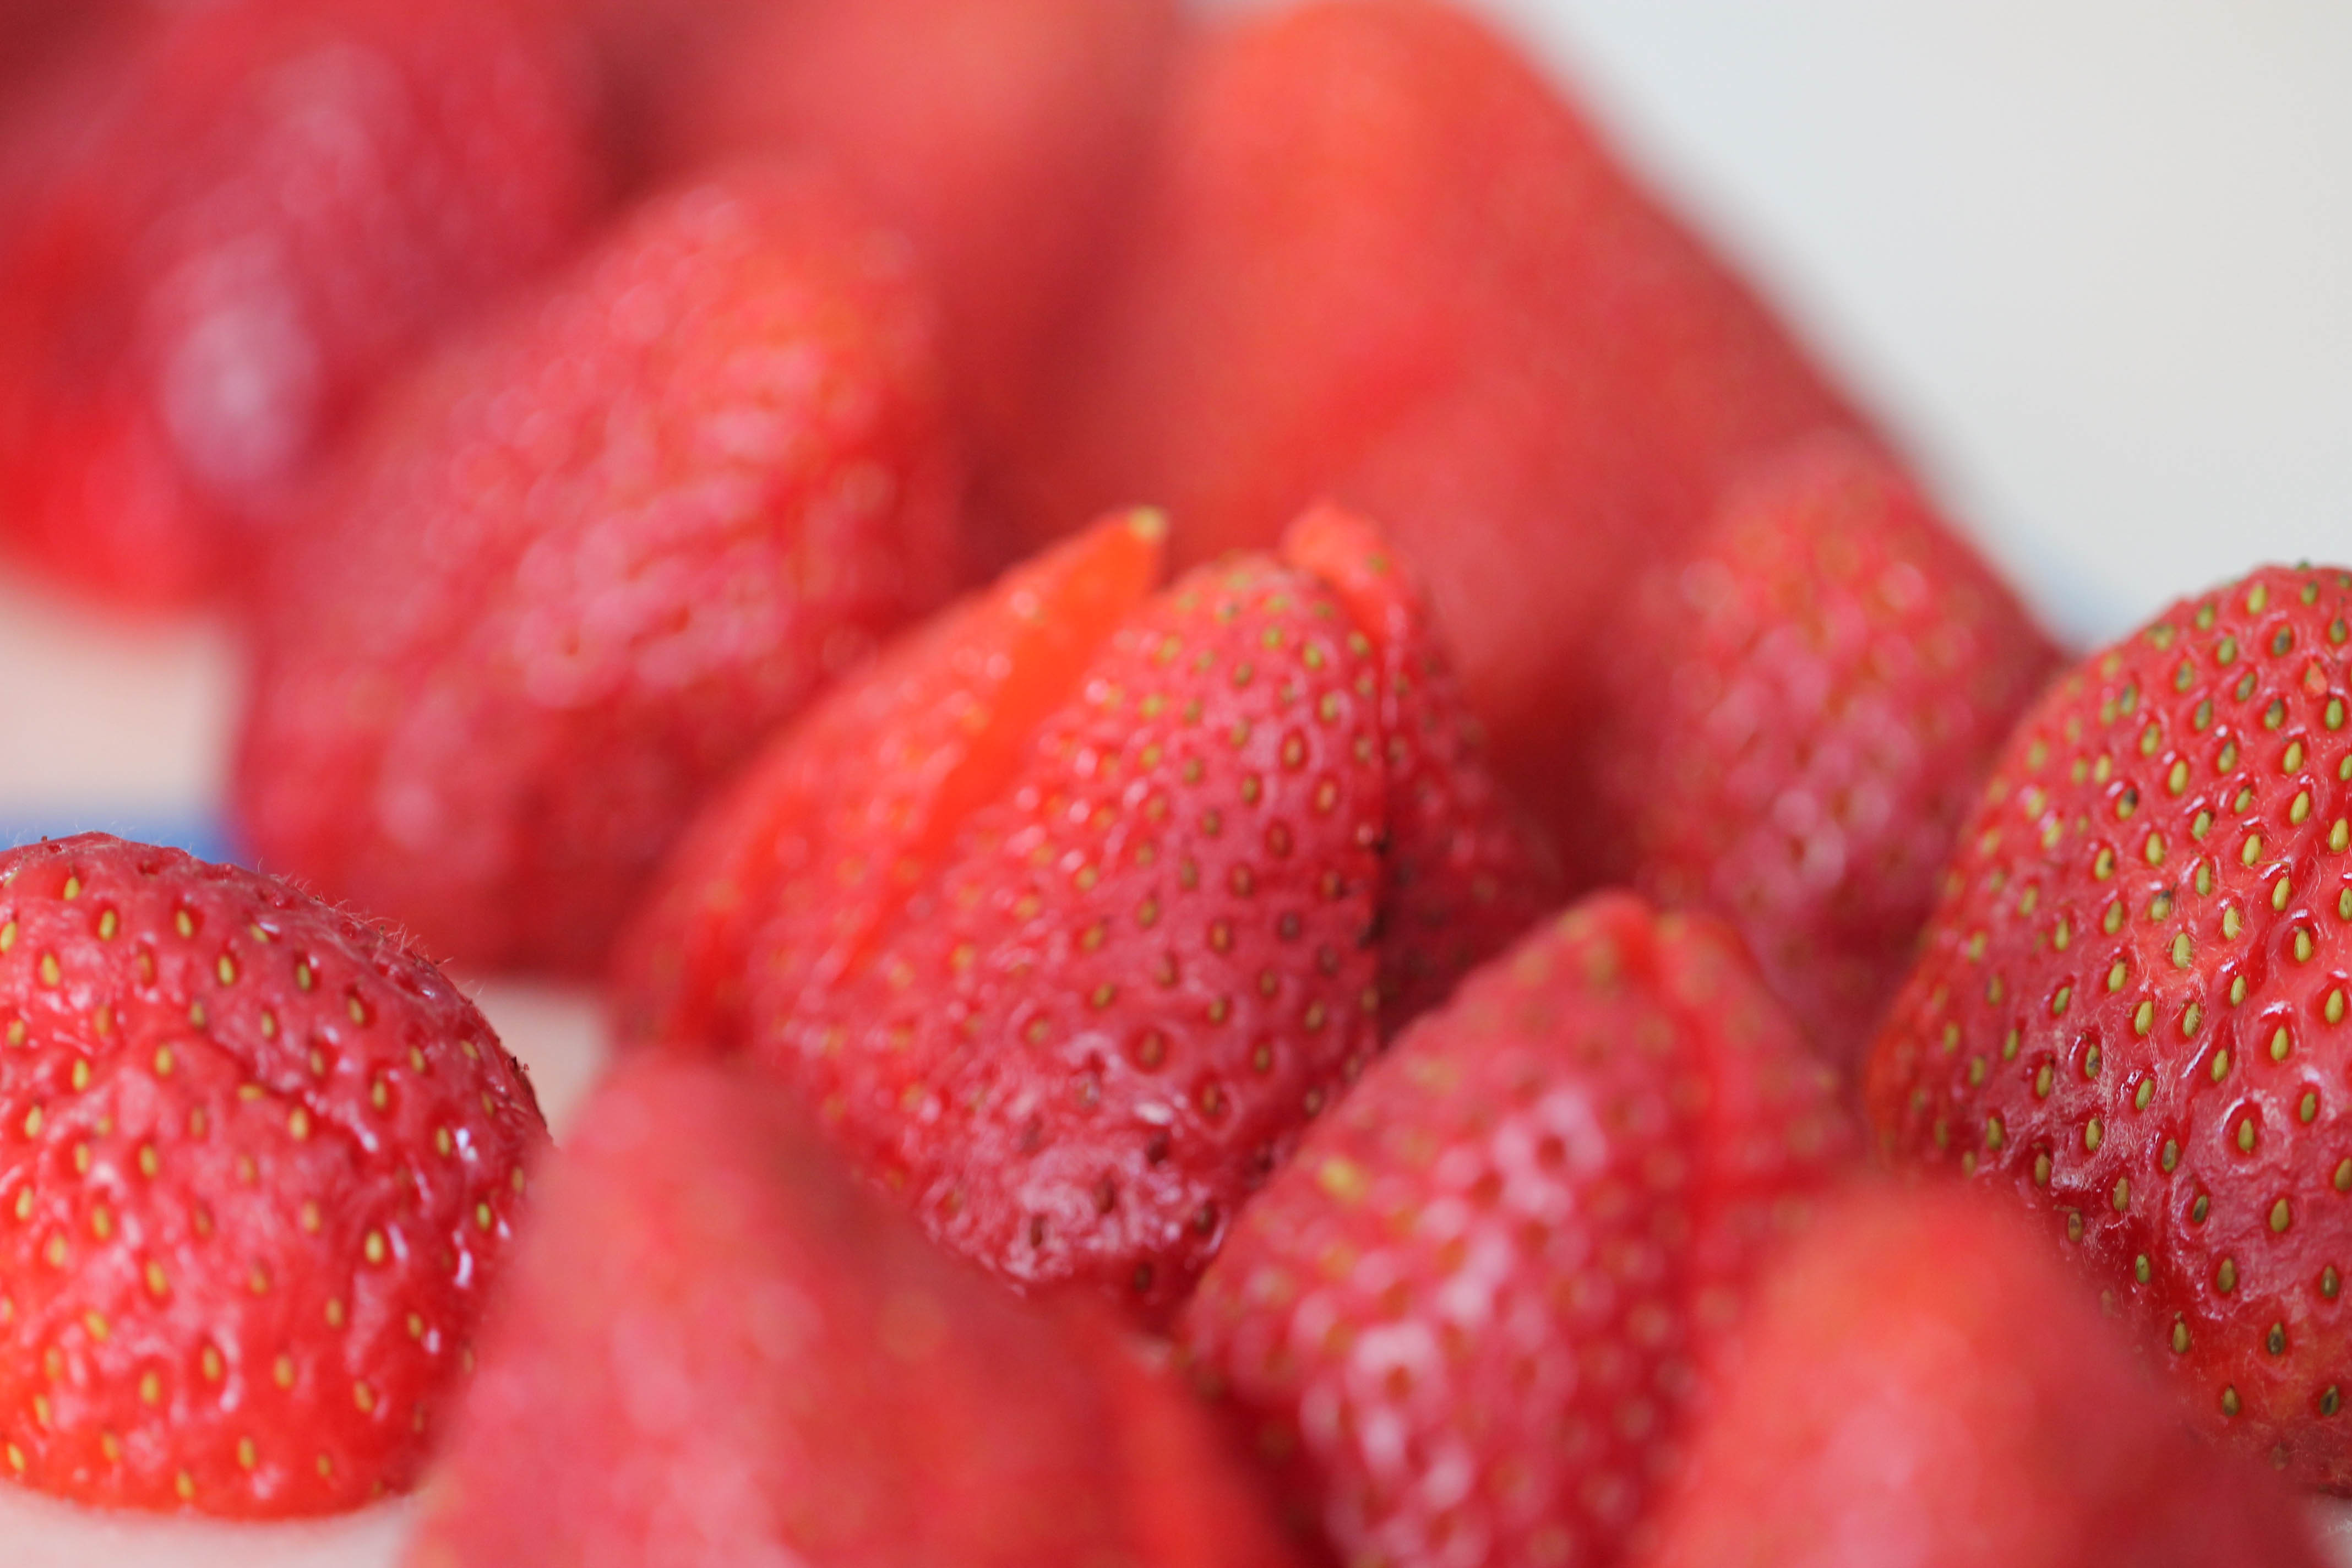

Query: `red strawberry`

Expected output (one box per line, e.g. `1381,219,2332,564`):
0,834,547,1516
656,0,1180,501
405,1053,1299,1568
1014,0,1868,851
0,0,603,608
615,506,1557,1315
612,507,1168,1055
1180,893,1853,1568
234,166,962,977
1587,435,2061,1064
1643,1184,2327,1568
1866,563,2352,1486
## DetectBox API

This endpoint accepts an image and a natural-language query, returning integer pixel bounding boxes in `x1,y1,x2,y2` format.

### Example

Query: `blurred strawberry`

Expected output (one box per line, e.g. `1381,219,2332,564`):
1588,435,2061,1064
0,834,546,1516
236,167,961,977
656,0,1180,556
1180,893,1853,1568
616,507,1556,1315
1643,1184,2327,1568
406,1053,1299,1568
0,0,603,607
1014,0,1869,853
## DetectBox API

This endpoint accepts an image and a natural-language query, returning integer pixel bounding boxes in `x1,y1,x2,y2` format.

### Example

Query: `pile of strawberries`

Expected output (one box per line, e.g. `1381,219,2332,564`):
0,1,2343,1565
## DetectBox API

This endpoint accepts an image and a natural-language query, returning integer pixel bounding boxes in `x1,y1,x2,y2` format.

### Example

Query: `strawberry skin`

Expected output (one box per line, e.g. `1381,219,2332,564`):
1015,0,1868,851
406,1053,1299,1568
1868,563,2352,1487
656,0,1182,491
1589,435,2061,1064
618,508,1556,1315
1645,1184,2327,1568
236,167,962,977
0,0,602,607
1179,894,1852,1568
0,835,547,1516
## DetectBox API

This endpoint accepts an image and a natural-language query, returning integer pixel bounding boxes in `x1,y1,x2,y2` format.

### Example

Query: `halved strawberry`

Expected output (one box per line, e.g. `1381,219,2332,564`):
616,507,1557,1315
406,1053,1299,1568
1179,893,1853,1568
0,835,546,1516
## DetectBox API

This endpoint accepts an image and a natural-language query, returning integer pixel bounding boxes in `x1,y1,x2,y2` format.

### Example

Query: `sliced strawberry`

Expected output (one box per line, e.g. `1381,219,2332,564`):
405,1053,1298,1568
0,835,546,1516
1645,1184,2328,1568
612,508,1167,1052
619,507,1554,1315
1866,563,2352,1485
0,0,602,607
235,166,962,977
1179,894,1853,1568
1588,435,2061,1064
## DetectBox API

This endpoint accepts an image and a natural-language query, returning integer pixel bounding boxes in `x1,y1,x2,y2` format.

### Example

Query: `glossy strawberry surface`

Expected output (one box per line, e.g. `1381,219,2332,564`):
1645,1184,2327,1568
236,167,961,977
1590,435,2061,1064
406,1053,1298,1568
0,0,602,607
619,509,1555,1316
1181,894,1852,1568
1868,563,2352,1486
0,835,546,1516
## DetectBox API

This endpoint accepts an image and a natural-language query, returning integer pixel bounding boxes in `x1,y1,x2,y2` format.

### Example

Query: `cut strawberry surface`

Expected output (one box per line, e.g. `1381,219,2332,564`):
1645,1184,2328,1568
236,167,961,977
1180,894,1852,1568
0,0,602,607
1868,563,2352,1487
619,507,1554,1315
612,508,1168,1052
0,835,546,1517
406,1053,1298,1568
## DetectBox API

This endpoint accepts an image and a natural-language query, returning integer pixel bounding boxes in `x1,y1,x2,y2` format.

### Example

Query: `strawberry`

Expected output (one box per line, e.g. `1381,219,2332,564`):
1012,0,1868,852
405,1052,1299,1568
1643,1184,2327,1568
614,506,1556,1315
1179,893,1852,1568
1866,563,2352,1487
234,166,962,978
655,0,1181,515
1587,435,2061,1064
0,0,602,608
0,834,547,1516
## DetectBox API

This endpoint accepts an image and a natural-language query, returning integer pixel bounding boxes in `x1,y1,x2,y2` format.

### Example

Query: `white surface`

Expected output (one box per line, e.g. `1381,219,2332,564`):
0,0,2348,1560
